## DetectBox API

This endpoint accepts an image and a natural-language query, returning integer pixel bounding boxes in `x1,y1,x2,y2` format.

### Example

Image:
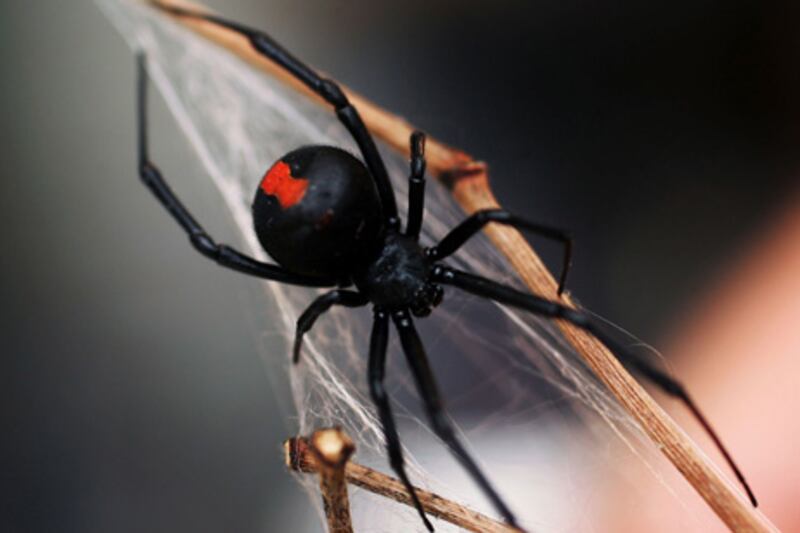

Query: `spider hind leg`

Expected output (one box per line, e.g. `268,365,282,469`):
135,53,335,287
153,2,400,228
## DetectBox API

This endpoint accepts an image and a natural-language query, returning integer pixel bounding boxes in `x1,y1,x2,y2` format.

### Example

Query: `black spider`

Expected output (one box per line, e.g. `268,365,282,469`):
136,5,756,530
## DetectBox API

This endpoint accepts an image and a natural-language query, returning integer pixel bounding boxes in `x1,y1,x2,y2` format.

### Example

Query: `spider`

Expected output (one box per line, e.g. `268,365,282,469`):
137,4,757,530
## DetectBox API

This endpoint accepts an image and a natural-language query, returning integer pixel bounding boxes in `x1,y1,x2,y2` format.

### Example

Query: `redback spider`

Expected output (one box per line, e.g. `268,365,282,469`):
136,4,757,530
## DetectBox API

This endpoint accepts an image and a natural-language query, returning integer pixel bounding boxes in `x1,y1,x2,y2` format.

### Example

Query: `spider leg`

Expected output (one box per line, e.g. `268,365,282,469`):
368,309,434,531
433,265,758,507
405,131,427,240
634,367,759,507
152,2,400,229
428,209,572,294
392,309,520,528
136,54,334,287
293,290,368,364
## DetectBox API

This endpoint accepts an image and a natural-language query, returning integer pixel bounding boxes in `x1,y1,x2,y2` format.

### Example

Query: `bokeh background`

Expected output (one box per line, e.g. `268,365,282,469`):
2,1,798,532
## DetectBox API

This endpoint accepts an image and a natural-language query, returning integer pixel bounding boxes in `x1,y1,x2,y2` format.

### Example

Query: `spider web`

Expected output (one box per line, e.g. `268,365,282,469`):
96,1,706,531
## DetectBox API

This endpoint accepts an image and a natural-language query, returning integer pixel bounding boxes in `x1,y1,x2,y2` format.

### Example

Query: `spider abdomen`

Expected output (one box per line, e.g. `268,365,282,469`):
252,146,383,280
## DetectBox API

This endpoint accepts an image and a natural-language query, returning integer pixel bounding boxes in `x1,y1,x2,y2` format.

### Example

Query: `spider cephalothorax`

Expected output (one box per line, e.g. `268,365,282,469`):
136,4,758,530
354,232,444,316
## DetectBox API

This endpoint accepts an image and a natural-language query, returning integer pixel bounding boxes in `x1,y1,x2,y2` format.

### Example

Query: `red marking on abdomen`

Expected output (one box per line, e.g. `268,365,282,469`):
260,161,309,209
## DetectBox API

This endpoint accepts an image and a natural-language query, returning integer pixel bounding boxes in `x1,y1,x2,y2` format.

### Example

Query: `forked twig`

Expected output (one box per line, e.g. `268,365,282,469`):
303,428,356,533
148,2,777,530
285,429,521,533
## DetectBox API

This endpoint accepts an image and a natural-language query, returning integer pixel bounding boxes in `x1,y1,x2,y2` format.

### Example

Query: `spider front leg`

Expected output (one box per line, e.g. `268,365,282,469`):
153,2,400,228
293,290,368,364
368,310,434,531
135,54,335,287
392,310,520,528
405,131,427,239
428,210,573,294
432,265,758,507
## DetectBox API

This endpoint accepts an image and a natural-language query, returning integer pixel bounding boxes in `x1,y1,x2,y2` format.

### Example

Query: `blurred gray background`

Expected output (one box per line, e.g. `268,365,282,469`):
2,1,798,532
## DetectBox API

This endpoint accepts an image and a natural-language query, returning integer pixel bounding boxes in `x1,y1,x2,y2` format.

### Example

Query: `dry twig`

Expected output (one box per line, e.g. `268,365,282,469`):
285,430,521,533
148,2,778,530
304,429,356,533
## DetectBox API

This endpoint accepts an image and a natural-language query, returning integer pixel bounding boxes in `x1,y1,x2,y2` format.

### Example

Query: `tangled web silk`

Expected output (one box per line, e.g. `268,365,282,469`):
97,1,691,530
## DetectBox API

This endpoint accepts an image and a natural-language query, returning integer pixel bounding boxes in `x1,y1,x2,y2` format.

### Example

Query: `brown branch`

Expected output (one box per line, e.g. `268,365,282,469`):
148,1,778,530
285,431,521,533
305,428,355,533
